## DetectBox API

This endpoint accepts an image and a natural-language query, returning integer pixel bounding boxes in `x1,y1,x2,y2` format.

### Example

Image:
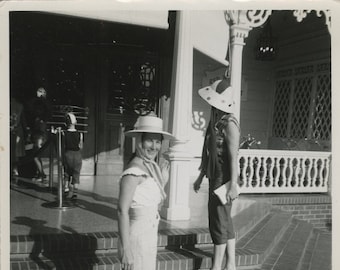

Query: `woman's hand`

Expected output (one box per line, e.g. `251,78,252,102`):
120,248,134,270
160,159,170,184
226,183,239,204
193,173,204,193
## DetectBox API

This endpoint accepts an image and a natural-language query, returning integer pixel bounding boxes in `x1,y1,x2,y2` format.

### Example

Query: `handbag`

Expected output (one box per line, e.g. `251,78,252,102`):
213,182,240,205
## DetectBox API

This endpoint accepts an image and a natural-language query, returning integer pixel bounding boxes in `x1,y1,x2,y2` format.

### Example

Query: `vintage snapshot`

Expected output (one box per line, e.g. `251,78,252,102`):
1,1,337,269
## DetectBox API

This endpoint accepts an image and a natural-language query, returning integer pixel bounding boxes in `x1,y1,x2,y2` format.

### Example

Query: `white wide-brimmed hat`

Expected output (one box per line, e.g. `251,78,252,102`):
198,79,236,114
125,114,175,140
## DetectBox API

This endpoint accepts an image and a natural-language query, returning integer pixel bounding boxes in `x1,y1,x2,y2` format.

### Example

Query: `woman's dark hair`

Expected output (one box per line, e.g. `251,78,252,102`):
211,106,228,124
141,132,164,141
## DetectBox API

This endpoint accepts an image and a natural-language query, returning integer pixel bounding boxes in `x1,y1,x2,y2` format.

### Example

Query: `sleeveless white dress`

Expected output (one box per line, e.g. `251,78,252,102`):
118,167,162,270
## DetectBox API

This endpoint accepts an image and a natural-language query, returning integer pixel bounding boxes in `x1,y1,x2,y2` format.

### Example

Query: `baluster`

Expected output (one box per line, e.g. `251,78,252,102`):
323,158,330,188
238,156,245,188
248,156,254,187
242,156,249,187
281,157,288,187
304,158,312,187
300,157,306,187
268,157,274,188
273,157,280,187
293,158,300,187
255,157,261,187
316,158,323,187
260,157,267,187
286,158,293,187
259,157,266,187
310,158,317,187
265,157,271,187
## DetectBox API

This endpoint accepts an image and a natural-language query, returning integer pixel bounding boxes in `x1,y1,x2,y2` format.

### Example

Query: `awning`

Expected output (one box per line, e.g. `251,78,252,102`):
53,10,169,29
191,10,229,67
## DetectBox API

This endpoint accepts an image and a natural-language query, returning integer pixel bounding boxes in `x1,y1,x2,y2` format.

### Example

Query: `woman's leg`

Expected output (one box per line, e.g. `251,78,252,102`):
70,152,82,199
33,157,44,178
71,182,78,199
208,195,232,270
33,135,46,179
225,238,236,270
212,243,227,270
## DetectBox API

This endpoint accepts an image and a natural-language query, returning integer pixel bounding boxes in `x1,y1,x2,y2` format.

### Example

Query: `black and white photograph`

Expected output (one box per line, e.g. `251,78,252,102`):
1,1,339,269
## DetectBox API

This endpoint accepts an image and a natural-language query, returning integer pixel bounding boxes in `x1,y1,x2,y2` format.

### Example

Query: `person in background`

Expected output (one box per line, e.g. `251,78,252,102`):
63,112,83,200
26,87,52,181
193,77,240,270
117,113,174,270
10,96,27,177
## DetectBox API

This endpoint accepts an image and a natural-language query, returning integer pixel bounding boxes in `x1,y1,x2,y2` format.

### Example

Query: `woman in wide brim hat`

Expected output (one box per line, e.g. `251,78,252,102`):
118,113,174,270
198,77,236,114
124,113,175,140
194,78,240,270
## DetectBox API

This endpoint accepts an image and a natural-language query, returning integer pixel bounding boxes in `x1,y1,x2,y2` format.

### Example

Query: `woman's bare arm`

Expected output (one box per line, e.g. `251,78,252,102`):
117,174,141,266
223,120,240,202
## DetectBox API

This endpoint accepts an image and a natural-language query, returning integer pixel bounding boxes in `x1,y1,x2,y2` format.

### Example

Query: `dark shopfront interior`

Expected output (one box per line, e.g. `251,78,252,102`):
10,11,176,175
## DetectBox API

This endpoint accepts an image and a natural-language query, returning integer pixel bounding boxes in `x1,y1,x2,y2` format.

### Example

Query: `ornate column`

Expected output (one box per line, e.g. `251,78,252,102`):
160,11,193,220
229,23,250,120
226,9,331,121
226,10,271,120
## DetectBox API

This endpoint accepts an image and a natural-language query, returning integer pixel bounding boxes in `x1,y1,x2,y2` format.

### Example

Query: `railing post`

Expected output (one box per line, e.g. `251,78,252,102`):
49,128,54,190
43,127,75,210
57,128,63,208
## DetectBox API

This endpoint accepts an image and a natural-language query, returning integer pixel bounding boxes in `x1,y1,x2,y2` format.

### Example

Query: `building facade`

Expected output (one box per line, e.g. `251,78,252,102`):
8,9,332,220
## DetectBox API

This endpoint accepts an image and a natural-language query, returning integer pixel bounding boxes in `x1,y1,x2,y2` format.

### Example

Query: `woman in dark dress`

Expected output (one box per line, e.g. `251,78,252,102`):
194,78,240,270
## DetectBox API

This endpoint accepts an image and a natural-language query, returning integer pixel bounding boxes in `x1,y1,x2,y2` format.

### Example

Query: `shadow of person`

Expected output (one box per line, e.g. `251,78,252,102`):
12,216,99,269
73,198,118,220
77,189,119,205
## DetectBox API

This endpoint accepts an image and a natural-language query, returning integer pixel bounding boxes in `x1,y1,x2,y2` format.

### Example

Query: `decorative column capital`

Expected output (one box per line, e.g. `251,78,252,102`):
225,10,272,46
229,24,251,46
225,10,272,28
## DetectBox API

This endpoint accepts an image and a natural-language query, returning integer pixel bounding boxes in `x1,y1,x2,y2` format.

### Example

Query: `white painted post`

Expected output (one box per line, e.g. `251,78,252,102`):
229,24,251,121
160,11,193,220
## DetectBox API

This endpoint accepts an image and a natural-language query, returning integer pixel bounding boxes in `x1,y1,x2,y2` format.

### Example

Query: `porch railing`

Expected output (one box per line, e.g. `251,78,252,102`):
238,149,331,194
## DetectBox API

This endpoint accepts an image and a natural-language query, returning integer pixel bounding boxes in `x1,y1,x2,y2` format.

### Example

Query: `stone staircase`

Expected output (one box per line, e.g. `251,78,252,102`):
10,200,331,270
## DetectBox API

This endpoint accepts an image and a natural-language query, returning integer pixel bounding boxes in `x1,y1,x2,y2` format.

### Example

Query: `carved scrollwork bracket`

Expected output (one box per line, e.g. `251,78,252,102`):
293,10,331,34
225,10,272,45
226,9,331,35
226,10,272,28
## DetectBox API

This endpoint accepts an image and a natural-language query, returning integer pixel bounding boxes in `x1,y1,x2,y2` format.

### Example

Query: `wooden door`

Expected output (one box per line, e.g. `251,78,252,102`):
95,51,159,175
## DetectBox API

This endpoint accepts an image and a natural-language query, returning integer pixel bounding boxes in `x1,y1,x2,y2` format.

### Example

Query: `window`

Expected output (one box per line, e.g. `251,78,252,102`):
272,62,331,141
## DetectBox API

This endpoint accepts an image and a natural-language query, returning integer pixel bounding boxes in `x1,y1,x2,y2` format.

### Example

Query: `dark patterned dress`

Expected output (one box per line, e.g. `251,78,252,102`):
203,114,240,244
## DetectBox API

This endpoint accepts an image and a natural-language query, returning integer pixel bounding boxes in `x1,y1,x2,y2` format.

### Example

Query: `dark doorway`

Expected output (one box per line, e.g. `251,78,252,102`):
10,11,175,175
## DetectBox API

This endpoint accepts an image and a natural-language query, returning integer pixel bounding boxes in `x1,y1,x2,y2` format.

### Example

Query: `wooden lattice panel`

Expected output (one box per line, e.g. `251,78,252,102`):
273,61,331,143
273,80,291,137
313,74,331,140
290,77,312,138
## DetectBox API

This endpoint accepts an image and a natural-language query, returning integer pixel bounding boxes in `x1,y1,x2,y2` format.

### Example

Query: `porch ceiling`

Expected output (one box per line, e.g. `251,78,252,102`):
10,11,172,51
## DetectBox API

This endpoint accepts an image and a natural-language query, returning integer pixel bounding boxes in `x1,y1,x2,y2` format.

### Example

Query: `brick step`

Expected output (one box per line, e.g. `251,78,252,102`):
10,200,272,256
298,229,332,270
10,210,293,270
260,218,314,270
11,248,195,270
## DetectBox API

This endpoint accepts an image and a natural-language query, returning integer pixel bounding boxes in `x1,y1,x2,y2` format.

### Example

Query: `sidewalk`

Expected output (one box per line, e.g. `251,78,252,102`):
11,175,257,235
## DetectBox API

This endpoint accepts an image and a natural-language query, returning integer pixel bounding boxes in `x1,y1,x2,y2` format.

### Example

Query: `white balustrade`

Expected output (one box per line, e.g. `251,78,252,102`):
238,149,331,193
